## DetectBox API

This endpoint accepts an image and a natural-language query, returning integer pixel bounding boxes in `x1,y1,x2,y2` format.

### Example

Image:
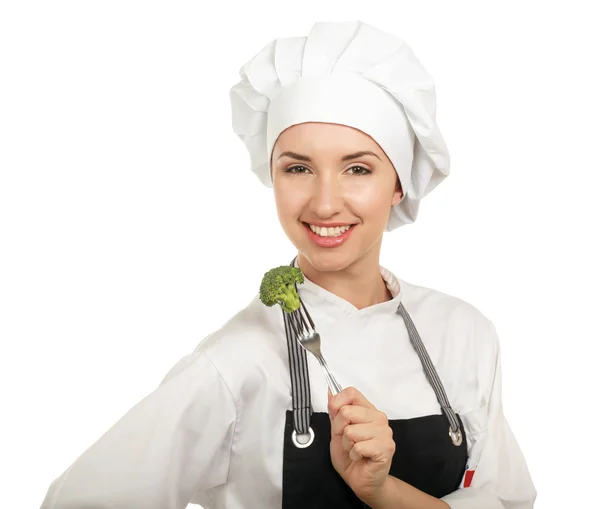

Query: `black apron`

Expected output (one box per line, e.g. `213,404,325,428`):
280,277,468,508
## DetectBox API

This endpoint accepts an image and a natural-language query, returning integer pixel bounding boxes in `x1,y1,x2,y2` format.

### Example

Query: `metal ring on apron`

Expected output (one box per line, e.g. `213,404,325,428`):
292,427,315,448
449,426,463,446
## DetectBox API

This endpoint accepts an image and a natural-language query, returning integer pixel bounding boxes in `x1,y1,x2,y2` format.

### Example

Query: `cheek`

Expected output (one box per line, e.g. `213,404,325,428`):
344,180,393,219
273,180,305,218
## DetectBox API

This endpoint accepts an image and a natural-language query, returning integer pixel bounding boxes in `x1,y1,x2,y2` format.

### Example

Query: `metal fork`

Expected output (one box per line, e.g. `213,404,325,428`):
285,295,343,396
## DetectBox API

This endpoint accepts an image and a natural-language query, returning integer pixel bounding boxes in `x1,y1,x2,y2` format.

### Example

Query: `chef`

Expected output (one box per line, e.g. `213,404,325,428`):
40,20,536,509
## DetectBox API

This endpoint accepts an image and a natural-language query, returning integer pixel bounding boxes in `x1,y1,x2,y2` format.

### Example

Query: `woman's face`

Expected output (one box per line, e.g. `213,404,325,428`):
271,122,403,272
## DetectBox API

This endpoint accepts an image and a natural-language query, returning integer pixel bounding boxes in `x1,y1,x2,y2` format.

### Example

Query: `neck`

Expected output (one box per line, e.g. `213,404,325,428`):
297,248,392,310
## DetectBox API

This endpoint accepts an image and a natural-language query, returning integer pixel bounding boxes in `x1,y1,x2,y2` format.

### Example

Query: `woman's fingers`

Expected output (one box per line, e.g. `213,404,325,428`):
340,423,394,452
328,386,395,471
348,437,396,463
331,405,372,435
328,387,377,420
331,404,389,436
340,422,392,453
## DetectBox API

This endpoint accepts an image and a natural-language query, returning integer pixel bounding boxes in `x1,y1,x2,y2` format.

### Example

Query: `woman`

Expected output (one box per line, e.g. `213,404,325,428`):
40,21,536,509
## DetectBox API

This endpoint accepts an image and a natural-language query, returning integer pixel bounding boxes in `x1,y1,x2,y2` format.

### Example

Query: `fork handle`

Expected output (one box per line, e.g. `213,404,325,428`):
316,354,343,396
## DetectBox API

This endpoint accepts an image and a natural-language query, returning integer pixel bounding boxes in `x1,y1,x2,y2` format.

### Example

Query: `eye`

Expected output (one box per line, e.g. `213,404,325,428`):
345,165,372,176
284,165,311,174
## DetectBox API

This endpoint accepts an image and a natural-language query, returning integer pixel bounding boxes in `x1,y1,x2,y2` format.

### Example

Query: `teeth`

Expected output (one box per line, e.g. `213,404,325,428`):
309,224,352,237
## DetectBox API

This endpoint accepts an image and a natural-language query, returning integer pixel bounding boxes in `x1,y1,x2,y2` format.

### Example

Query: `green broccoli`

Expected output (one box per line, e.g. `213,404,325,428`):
259,266,304,313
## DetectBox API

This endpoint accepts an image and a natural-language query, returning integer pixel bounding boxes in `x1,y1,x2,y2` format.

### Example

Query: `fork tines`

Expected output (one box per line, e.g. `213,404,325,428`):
286,290,315,338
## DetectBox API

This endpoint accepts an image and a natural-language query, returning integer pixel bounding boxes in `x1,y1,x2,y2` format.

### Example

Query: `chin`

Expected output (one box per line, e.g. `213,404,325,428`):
298,248,357,273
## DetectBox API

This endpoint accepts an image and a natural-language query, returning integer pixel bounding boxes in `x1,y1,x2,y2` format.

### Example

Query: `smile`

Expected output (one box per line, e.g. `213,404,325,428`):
306,224,354,238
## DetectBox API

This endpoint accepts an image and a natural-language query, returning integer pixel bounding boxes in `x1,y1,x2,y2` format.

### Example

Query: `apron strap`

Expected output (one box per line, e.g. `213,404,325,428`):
283,307,313,435
396,301,461,435
285,256,312,436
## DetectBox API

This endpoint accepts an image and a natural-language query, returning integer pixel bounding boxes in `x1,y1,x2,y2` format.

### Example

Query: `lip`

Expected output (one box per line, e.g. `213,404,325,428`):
303,222,356,248
305,221,355,228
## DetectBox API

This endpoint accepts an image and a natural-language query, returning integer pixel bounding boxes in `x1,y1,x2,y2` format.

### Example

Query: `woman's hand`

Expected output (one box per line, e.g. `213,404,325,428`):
328,387,396,503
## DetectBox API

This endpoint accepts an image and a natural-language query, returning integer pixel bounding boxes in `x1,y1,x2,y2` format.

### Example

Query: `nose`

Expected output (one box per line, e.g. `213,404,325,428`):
309,173,345,219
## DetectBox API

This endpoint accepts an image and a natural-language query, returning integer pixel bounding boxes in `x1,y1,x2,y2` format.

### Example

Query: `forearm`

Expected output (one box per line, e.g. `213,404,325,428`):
363,476,450,509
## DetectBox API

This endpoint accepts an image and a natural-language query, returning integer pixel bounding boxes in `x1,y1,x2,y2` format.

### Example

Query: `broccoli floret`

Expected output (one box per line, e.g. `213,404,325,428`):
259,266,304,313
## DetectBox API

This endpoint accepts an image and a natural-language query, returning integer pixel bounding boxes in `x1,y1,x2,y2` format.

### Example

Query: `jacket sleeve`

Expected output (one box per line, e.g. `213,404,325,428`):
441,322,537,509
39,350,237,509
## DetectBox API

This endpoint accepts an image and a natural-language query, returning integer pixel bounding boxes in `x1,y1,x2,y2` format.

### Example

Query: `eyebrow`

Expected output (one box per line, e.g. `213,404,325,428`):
277,150,382,162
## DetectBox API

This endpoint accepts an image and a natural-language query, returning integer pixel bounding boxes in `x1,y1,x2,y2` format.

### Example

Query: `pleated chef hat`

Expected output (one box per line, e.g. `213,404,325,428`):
229,20,450,230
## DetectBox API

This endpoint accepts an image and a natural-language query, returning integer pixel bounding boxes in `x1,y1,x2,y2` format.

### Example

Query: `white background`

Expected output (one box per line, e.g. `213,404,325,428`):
1,1,598,507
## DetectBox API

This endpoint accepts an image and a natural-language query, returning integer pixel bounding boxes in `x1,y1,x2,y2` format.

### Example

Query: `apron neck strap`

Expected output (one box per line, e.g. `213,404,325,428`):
396,301,461,435
285,256,312,435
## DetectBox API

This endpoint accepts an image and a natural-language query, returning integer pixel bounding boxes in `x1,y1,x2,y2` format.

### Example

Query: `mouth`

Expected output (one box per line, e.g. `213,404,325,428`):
303,222,356,238
301,222,357,248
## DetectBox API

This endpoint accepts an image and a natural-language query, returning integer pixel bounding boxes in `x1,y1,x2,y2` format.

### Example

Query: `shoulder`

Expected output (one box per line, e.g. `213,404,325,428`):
399,278,500,356
189,296,288,393
400,278,489,321
397,278,502,410
155,297,285,420
195,295,283,354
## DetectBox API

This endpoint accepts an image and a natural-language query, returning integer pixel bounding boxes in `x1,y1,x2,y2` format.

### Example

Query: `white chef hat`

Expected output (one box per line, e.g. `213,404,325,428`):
229,20,450,230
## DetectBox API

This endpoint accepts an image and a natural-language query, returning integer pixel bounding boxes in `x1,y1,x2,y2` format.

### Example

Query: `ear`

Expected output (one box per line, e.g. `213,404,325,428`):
391,180,404,207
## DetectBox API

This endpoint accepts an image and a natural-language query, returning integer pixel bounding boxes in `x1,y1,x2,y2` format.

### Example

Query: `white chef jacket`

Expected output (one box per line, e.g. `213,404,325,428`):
40,267,537,509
